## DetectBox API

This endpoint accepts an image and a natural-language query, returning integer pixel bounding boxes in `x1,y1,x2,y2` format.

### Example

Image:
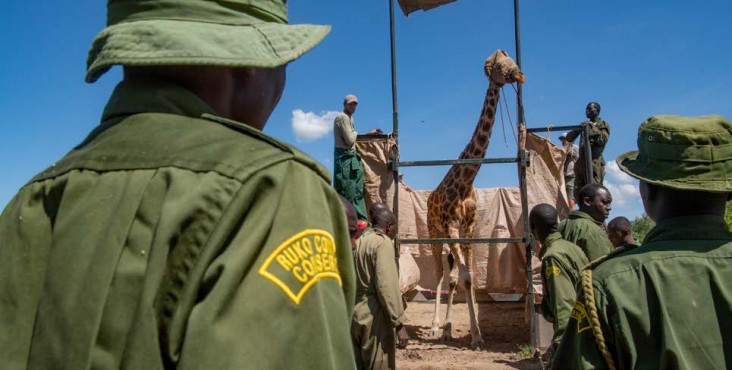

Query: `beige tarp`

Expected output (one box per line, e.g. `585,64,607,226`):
356,133,568,299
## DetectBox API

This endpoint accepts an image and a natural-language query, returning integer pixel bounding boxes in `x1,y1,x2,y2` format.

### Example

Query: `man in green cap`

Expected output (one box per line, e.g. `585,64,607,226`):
530,203,589,367
552,115,732,369
333,94,380,223
0,1,356,369
565,102,610,200
352,207,409,370
558,183,614,261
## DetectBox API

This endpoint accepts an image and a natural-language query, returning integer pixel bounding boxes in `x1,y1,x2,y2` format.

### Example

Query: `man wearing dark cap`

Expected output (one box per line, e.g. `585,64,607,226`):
560,132,580,209
552,115,732,369
558,183,614,261
530,203,589,367
565,102,610,200
0,1,356,368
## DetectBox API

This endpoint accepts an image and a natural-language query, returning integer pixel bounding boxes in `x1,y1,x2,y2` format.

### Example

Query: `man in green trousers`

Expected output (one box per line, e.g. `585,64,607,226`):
352,207,409,369
530,203,589,367
552,114,732,369
559,183,614,261
0,1,357,369
565,102,610,200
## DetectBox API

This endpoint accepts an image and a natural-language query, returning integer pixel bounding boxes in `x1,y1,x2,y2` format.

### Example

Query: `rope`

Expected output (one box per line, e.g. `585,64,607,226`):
581,269,617,370
500,86,518,145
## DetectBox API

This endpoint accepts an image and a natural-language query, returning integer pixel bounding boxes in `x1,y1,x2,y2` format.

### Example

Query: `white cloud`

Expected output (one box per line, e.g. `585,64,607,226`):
291,109,340,142
603,160,646,219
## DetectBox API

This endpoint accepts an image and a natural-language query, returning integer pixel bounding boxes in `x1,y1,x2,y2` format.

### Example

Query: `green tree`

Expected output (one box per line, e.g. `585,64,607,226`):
631,214,655,243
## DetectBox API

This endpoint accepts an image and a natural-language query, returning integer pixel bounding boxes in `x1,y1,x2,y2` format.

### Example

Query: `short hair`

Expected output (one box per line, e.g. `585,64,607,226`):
372,207,396,229
368,202,389,223
607,216,632,233
587,101,601,112
578,183,609,201
529,203,558,231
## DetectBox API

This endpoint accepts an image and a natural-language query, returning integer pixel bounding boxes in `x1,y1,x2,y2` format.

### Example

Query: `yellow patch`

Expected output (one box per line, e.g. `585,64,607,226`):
570,301,592,333
545,265,562,278
258,229,341,304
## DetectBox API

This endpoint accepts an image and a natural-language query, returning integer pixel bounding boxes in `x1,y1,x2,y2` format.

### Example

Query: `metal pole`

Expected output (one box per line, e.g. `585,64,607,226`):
389,0,401,268
583,124,593,185
513,0,525,125
514,0,537,355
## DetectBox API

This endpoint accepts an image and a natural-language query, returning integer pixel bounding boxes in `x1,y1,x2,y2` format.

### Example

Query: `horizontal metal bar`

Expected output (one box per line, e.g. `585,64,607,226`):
398,157,519,167
526,124,582,133
398,237,526,244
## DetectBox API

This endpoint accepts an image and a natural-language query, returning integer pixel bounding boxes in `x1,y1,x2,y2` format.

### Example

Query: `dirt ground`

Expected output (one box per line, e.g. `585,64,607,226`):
397,301,542,370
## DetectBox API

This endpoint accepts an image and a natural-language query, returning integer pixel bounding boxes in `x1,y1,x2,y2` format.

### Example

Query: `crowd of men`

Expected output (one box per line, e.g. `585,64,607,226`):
534,114,732,369
0,1,729,370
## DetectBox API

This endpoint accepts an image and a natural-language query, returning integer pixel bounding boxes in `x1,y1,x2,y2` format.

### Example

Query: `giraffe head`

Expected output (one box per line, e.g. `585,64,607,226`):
484,49,525,85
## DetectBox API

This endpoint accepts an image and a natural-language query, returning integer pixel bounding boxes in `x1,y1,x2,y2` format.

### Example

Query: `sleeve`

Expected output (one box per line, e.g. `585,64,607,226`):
570,144,579,160
585,228,614,262
589,120,610,148
565,128,582,142
334,114,357,148
550,278,614,370
374,238,406,327
173,159,356,370
542,256,580,348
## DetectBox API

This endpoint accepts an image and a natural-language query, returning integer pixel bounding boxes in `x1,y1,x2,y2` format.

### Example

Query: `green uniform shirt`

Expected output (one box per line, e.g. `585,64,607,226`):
559,210,613,261
0,78,356,370
539,232,589,351
566,118,610,193
352,228,405,370
552,215,732,370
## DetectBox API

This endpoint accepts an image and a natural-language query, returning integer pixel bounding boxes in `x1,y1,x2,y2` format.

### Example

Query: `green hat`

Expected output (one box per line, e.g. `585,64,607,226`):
616,114,732,192
86,0,330,83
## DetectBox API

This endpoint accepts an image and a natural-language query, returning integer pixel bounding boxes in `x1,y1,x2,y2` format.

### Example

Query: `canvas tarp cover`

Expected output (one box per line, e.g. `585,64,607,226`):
356,133,569,297
397,0,457,16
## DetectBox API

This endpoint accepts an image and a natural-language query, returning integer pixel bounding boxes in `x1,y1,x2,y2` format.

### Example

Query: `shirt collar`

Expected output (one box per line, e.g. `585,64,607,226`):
101,78,218,124
643,215,732,244
540,232,563,258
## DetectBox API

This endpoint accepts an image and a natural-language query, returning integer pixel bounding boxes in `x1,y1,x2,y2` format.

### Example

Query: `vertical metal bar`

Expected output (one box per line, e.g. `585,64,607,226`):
583,123,593,185
514,0,536,355
520,149,536,352
389,0,401,269
513,0,525,126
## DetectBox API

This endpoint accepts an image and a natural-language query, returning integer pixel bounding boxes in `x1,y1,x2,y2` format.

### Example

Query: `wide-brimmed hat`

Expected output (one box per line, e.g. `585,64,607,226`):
86,0,330,83
616,114,732,193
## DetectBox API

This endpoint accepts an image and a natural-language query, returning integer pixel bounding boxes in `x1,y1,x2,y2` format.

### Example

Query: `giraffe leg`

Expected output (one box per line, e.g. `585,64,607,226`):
441,250,458,342
429,240,445,338
459,246,485,350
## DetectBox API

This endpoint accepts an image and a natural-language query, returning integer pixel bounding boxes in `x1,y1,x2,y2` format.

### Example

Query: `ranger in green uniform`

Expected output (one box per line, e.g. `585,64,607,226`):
558,183,614,261
530,204,589,367
566,102,610,199
0,1,356,369
606,216,638,249
352,207,408,370
552,114,732,370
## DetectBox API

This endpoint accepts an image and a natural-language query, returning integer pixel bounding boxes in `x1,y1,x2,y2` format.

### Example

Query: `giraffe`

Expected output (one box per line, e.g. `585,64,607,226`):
426,49,525,350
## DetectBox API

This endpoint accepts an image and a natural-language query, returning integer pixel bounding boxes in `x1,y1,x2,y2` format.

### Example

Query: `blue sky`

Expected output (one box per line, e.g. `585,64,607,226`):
2,0,731,222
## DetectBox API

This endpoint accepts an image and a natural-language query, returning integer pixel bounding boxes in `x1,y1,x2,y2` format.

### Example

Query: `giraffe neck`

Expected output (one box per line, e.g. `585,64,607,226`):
459,82,500,160
439,82,501,190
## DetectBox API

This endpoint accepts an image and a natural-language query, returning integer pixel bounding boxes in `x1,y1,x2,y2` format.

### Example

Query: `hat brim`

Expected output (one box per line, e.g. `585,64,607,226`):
616,151,732,193
86,19,330,83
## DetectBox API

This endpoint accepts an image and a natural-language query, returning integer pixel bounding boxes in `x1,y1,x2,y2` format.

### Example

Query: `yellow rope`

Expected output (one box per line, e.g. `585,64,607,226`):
581,269,617,370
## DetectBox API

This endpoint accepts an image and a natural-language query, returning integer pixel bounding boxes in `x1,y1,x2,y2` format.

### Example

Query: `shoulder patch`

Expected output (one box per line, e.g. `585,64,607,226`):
258,229,341,305
545,265,562,279
569,301,592,333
